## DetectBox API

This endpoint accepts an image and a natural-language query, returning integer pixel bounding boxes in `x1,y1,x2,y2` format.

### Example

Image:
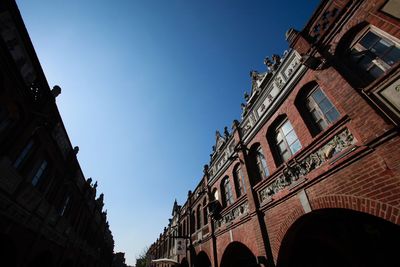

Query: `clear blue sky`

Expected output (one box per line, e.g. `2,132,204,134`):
16,0,320,265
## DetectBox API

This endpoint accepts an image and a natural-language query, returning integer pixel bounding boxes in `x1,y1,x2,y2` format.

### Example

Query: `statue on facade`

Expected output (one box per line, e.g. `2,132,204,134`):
272,54,281,66
244,91,249,101
96,193,104,209
264,57,274,72
224,126,229,138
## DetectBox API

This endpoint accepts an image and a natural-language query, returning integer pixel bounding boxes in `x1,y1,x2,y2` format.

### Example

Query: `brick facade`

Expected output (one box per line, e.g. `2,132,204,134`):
150,0,400,266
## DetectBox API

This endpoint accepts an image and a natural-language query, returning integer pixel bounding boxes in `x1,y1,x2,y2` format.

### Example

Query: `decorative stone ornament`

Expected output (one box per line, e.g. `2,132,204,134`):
259,128,356,203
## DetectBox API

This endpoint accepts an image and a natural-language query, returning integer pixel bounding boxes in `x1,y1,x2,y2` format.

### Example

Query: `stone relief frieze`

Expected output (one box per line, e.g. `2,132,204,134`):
284,55,300,78
215,201,249,228
259,128,356,203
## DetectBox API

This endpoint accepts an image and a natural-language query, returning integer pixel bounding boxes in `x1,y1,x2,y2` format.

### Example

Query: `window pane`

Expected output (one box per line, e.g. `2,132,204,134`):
32,160,48,186
358,53,375,69
359,32,380,49
326,108,340,123
369,65,385,78
261,157,269,177
281,121,293,135
382,46,400,66
278,141,287,153
276,132,283,142
311,88,325,103
311,109,321,120
319,98,334,113
13,140,34,168
350,48,365,62
371,38,392,57
282,150,291,162
285,130,298,146
290,140,302,155
318,119,328,130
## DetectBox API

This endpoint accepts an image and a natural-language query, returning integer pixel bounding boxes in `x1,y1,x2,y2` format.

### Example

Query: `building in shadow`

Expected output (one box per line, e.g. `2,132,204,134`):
0,1,114,266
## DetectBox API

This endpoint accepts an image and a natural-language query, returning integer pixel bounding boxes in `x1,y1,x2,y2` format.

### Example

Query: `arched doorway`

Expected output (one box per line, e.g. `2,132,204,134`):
195,251,211,267
277,208,400,267
180,257,189,267
220,242,257,267
0,234,17,267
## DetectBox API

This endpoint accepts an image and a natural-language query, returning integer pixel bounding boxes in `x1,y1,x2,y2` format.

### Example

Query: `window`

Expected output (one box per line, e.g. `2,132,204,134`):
196,205,202,230
222,177,234,206
213,188,219,201
234,165,247,198
203,198,208,225
306,86,340,131
276,120,302,162
255,147,270,180
350,30,400,78
60,195,70,216
13,140,34,169
190,211,195,234
31,160,48,187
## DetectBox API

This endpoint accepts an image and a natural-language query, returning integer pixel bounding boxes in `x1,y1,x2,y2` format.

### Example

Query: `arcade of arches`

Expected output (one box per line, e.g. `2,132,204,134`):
171,209,400,267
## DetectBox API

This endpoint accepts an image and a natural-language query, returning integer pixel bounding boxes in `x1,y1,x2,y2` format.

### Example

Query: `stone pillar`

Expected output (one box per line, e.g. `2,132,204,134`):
231,120,275,267
203,165,218,267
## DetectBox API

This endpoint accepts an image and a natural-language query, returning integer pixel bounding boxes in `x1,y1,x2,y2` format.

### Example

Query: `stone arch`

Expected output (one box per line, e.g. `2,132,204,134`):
194,251,211,267
276,207,400,267
275,195,400,266
219,241,257,267
333,21,369,57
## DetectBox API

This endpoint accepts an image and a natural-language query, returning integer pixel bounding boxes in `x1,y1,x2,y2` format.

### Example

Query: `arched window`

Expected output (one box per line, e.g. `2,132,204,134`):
234,165,247,198
212,188,219,201
221,177,234,207
275,119,301,163
13,139,35,169
31,159,48,187
202,198,208,225
190,211,195,234
196,205,202,230
349,28,400,79
304,85,340,133
248,144,270,185
59,194,71,216
255,147,269,180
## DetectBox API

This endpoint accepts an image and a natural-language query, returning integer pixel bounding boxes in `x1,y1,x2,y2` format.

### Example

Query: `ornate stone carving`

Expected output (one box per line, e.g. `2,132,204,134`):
215,201,249,228
223,126,230,139
259,128,356,203
264,55,281,72
274,75,284,89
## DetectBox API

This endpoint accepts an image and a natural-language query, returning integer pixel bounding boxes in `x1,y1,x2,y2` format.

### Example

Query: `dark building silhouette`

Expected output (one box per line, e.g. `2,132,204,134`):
148,1,400,267
112,252,128,267
0,1,114,266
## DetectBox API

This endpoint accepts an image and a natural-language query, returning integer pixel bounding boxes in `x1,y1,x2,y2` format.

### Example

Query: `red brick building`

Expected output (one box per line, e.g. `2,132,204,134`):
148,0,400,266
0,1,114,266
